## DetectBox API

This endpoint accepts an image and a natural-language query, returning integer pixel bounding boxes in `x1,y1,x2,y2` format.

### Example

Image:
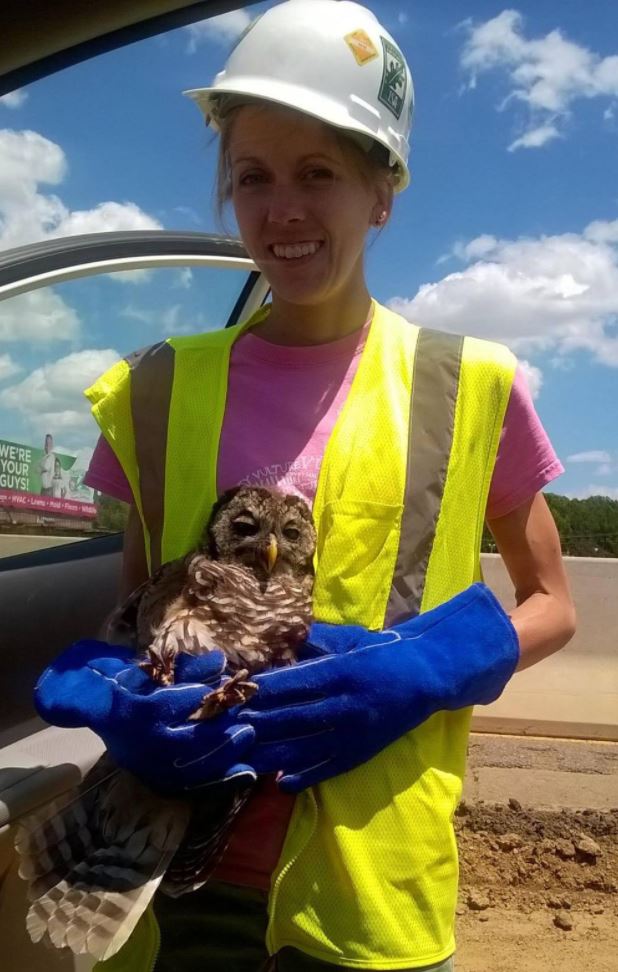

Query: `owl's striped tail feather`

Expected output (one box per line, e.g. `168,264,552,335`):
14,756,191,961
161,777,255,896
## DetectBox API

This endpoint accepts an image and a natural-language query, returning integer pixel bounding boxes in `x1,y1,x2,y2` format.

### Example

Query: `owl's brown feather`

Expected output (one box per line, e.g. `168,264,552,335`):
143,555,313,673
16,486,316,961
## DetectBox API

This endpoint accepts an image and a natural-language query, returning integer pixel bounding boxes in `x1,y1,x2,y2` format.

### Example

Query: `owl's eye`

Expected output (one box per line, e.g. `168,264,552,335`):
283,525,301,541
232,517,259,537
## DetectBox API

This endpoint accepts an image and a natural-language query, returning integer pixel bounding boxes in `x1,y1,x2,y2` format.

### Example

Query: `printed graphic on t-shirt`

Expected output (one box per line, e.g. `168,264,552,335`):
238,454,322,502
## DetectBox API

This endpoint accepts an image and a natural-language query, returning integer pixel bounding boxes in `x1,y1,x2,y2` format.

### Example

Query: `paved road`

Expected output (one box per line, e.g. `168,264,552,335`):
464,732,618,811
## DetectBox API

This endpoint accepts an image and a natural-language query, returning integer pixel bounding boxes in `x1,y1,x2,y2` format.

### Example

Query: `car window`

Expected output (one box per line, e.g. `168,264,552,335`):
0,263,253,557
0,4,271,561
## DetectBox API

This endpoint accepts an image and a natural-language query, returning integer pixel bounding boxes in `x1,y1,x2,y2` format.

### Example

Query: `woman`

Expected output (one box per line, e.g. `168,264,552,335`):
39,3,576,970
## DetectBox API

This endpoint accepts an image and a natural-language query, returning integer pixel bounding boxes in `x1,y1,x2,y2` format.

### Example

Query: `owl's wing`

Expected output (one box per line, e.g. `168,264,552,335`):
104,575,150,648
15,755,190,961
161,776,256,897
146,556,228,663
104,556,189,651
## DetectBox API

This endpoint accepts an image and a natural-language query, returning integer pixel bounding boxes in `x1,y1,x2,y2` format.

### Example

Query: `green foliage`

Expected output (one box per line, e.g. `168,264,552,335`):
482,493,618,557
545,493,618,557
93,491,130,533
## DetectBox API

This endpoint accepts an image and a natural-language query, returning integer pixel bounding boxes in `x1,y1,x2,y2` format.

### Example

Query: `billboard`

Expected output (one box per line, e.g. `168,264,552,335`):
0,436,96,519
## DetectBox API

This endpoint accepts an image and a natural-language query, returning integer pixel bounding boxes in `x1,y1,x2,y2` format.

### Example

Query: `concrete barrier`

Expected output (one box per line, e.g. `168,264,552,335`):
477,554,618,740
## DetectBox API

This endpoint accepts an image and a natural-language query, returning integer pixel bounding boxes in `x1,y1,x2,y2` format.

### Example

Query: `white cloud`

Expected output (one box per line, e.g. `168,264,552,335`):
186,11,252,51
59,201,159,237
548,355,574,372
518,359,542,398
0,128,66,192
0,353,21,381
453,234,498,261
389,218,618,367
508,123,560,151
161,305,183,332
567,450,611,464
0,90,28,109
0,289,80,343
28,409,95,442
0,349,120,440
585,219,618,244
174,268,193,289
120,302,187,329
438,234,498,265
0,129,161,251
461,10,618,148
120,304,157,326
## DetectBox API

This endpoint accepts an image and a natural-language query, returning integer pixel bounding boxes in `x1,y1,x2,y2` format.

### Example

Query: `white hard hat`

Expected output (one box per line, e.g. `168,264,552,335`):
184,0,414,191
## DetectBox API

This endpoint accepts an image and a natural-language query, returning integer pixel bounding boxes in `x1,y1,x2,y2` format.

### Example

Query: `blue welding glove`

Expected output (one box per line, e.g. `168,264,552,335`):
34,640,256,794
240,583,519,793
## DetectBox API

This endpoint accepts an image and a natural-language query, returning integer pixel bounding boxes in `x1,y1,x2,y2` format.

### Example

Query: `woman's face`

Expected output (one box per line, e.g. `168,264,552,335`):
229,105,389,307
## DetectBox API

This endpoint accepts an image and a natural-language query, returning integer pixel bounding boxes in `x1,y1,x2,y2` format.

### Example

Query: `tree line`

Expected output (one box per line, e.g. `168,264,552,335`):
482,493,618,558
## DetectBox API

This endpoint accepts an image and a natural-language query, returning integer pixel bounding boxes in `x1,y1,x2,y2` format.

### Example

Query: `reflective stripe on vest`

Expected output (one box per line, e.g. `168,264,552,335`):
127,341,174,572
386,327,463,624
85,301,515,969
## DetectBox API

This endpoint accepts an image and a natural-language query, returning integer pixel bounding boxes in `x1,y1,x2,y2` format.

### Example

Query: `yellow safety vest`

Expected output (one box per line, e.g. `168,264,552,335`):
86,300,515,970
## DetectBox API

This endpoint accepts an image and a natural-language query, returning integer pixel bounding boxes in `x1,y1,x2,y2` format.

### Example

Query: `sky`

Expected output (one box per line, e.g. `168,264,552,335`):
0,0,617,498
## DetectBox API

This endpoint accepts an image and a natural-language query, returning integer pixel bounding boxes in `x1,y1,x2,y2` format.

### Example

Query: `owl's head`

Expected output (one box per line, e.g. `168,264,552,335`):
206,486,316,578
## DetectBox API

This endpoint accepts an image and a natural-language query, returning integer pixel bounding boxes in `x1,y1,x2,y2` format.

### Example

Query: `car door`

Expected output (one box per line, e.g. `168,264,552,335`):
2,5,266,968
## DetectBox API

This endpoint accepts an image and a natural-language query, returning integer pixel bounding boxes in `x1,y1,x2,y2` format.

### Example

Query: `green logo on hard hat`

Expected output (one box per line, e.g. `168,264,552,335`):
378,37,407,120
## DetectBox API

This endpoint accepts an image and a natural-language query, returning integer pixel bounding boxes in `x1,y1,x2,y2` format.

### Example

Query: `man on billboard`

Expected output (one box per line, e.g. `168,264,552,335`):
39,434,56,497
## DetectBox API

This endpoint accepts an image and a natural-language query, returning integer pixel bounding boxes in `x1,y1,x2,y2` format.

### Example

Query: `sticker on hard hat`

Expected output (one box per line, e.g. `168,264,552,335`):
378,38,407,120
344,29,379,66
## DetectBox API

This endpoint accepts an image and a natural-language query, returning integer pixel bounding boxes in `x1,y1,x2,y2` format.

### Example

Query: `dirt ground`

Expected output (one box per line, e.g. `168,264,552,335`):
453,795,618,971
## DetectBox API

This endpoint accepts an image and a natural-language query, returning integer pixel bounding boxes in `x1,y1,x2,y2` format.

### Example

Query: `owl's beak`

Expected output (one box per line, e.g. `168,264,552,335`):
261,535,278,573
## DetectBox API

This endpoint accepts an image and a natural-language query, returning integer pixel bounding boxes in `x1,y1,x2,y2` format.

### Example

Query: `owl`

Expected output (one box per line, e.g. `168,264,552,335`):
15,486,316,962
113,484,316,711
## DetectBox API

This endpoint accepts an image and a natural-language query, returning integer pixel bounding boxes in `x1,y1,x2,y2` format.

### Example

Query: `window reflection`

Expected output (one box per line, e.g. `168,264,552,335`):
0,263,251,555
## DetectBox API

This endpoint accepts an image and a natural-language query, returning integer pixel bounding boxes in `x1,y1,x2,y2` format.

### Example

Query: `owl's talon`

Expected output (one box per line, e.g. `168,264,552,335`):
139,655,175,686
188,669,258,720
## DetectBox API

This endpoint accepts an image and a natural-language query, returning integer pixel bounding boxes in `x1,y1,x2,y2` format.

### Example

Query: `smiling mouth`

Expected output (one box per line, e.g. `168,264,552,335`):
270,241,324,261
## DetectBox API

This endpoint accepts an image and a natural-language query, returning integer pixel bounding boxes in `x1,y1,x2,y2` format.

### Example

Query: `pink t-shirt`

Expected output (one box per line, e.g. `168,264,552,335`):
85,325,563,890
